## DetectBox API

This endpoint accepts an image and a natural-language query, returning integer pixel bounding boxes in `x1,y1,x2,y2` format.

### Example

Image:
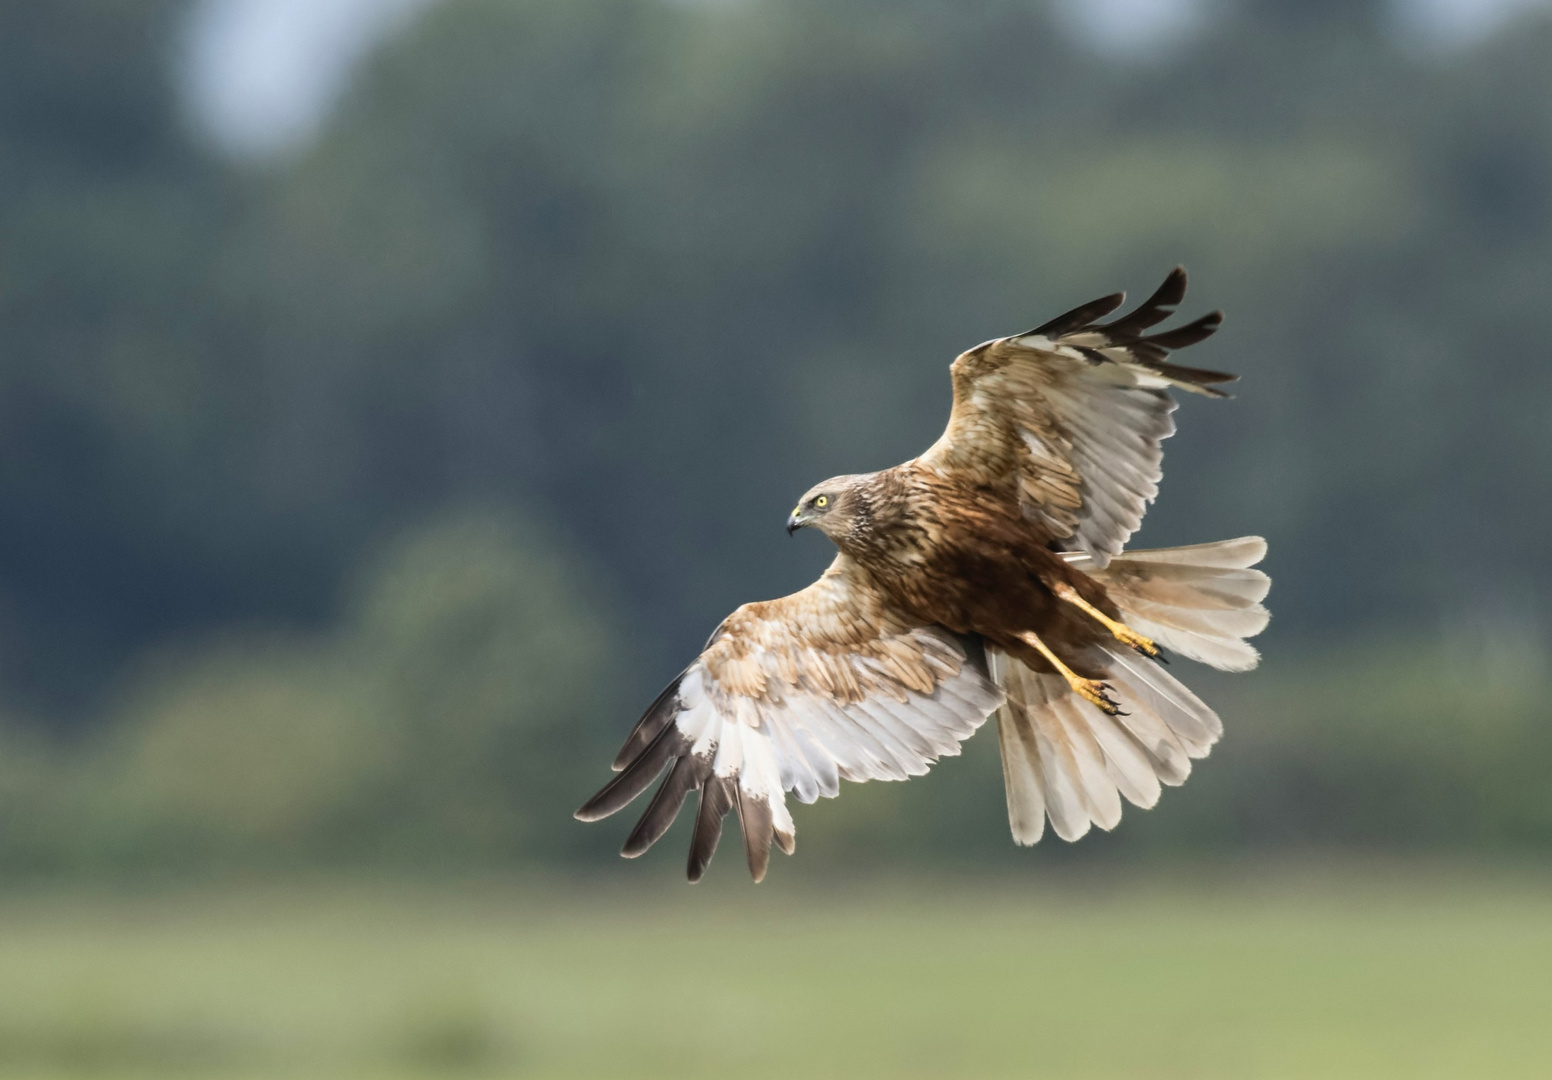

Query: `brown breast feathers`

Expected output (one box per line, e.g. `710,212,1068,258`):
829,464,1115,671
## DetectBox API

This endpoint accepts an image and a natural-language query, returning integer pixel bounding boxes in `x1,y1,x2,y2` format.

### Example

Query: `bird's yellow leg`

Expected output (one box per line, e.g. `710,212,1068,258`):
1016,630,1123,716
1051,582,1160,659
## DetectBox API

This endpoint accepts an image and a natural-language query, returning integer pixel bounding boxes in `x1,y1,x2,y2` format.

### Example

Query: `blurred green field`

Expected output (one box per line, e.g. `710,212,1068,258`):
1,867,1550,1079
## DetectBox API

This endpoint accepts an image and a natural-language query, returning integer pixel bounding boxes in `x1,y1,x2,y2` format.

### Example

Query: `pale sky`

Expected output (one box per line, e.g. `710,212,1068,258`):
182,0,440,159
182,0,1552,160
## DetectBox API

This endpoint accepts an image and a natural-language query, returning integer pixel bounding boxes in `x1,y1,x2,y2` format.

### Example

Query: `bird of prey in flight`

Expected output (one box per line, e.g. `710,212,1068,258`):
577,268,1269,881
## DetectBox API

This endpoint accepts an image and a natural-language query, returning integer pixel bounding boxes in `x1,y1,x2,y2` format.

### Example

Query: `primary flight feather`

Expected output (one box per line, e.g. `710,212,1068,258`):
577,267,1268,880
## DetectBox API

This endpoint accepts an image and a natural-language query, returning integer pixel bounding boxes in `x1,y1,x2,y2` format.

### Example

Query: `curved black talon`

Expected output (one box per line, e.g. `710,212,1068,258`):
1096,684,1124,716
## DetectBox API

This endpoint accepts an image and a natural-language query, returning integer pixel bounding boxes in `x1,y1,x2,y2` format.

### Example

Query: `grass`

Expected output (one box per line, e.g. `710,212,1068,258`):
0,864,1549,1079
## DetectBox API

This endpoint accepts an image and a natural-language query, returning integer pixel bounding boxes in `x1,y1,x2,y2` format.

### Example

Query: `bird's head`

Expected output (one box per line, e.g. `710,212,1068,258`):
786,474,869,542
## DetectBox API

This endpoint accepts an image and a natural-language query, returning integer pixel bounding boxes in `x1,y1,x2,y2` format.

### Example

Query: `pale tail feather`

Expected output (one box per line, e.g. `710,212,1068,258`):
989,644,1224,845
990,650,1046,845
1063,536,1270,672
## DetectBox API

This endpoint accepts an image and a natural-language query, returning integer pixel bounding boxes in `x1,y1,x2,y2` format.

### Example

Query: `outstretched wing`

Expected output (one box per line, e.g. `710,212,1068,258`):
920,267,1233,568
576,555,1003,882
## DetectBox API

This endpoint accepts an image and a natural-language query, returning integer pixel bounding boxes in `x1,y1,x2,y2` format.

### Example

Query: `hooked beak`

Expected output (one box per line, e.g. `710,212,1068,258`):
786,508,804,536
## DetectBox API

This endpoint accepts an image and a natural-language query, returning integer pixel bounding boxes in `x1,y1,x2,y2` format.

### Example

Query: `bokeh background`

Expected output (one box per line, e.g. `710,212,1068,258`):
4,0,1552,1076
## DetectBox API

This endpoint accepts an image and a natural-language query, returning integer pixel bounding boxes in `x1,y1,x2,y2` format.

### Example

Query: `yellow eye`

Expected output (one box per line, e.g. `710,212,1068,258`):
814,495,829,508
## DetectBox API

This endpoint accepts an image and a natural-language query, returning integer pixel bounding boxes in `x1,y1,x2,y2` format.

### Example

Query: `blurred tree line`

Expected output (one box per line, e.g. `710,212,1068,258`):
2,0,1551,877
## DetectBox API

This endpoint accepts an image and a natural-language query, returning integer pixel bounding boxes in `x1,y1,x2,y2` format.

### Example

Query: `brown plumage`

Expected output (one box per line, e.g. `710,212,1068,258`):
577,267,1269,879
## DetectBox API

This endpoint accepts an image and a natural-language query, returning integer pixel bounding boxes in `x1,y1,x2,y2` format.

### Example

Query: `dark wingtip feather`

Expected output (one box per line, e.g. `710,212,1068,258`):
1101,267,1188,336
1154,360,1237,386
686,776,735,882
1098,285,1235,390
1019,271,1236,390
1144,310,1223,351
610,674,685,771
735,787,774,883
1023,291,1126,339
576,723,686,822
621,753,708,857
1181,383,1232,399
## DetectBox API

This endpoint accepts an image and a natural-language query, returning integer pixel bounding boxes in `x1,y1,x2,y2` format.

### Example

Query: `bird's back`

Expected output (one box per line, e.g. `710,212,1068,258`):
833,463,1113,666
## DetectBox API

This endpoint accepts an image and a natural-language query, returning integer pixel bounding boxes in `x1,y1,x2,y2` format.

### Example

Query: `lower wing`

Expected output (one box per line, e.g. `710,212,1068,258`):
575,555,1004,881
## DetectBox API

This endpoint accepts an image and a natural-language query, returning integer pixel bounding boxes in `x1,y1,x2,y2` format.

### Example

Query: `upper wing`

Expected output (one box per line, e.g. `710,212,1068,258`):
575,555,1003,882
919,267,1233,568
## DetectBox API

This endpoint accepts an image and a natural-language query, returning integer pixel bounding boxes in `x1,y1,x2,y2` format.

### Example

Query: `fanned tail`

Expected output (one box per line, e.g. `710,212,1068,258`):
991,644,1221,844
995,535,1267,844
1063,536,1270,672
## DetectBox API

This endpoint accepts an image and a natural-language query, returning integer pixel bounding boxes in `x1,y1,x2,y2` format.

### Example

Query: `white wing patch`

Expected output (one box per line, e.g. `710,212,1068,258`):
579,627,1003,882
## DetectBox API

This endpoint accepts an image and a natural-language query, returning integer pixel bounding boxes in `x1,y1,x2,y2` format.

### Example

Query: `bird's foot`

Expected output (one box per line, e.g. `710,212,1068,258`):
1017,628,1129,715
1070,677,1125,716
1111,624,1160,660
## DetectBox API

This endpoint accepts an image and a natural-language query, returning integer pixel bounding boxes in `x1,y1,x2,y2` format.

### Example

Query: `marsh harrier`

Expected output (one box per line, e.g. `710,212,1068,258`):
577,268,1269,880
